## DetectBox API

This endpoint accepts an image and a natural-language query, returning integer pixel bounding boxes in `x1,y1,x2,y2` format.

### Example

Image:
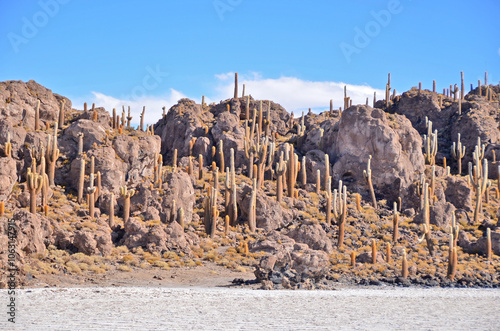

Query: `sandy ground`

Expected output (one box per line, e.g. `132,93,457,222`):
3,286,499,330
22,263,258,289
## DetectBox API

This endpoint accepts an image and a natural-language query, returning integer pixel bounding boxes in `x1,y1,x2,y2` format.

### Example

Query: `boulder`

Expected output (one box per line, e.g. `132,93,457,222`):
160,171,195,224
287,222,333,253
239,183,293,231
332,105,425,200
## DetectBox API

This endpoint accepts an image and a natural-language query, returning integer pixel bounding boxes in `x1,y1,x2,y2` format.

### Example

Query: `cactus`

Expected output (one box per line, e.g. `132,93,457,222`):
109,192,115,228
286,146,298,198
333,182,347,248
198,154,204,180
417,182,434,256
4,132,12,157
78,158,85,204
0,201,4,217
173,149,178,171
35,99,40,131
224,215,230,236
46,122,60,186
315,169,321,195
77,132,84,154
112,108,116,129
355,193,361,212
248,178,257,232
27,168,43,214
460,71,464,99
58,99,66,127
371,239,377,264
126,106,132,129
203,186,219,237
402,249,408,279
423,118,438,165
275,151,286,202
363,155,377,209
265,101,271,138
447,230,458,280
92,108,98,122
170,199,177,223
469,158,488,223
177,207,185,230
188,137,196,156
393,201,399,242
350,251,356,267
245,95,250,121
88,173,96,219
301,155,307,187
486,227,492,260
120,186,135,223
386,243,392,263
234,72,238,99
95,171,101,205
218,140,224,174
140,106,145,131
325,176,332,225
324,154,330,191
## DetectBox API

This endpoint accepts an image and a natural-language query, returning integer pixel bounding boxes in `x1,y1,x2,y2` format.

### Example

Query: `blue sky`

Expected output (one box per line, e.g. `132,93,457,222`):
0,0,498,124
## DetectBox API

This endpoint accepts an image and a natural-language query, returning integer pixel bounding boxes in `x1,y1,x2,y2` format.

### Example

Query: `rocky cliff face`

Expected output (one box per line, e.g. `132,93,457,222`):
1,79,499,289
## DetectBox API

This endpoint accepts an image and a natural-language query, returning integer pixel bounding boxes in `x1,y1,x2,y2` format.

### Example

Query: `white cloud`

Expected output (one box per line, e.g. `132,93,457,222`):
83,73,384,126
89,88,187,127
213,73,384,114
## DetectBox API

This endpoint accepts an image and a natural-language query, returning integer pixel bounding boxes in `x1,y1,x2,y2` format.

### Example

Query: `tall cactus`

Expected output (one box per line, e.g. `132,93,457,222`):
333,181,347,248
418,182,434,256
203,186,219,238
35,99,40,131
363,155,377,209
88,173,96,219
325,176,332,225
287,145,298,198
4,132,12,157
469,158,488,224
27,168,43,214
78,158,85,204
120,186,135,223
423,118,438,165
58,99,66,127
46,122,60,186
275,151,286,202
451,133,466,175
109,192,115,228
248,178,257,232
393,201,399,242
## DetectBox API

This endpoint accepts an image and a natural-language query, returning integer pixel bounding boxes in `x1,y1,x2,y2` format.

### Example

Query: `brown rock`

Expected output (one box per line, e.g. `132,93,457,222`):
287,222,333,253
239,183,293,231
0,157,17,201
332,105,425,200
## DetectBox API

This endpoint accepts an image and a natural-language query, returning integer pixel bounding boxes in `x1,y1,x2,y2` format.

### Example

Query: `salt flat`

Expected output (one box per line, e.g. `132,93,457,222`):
2,286,499,330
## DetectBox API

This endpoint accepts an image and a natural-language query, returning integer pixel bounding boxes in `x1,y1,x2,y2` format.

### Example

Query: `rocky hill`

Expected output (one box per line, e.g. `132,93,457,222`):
0,78,499,289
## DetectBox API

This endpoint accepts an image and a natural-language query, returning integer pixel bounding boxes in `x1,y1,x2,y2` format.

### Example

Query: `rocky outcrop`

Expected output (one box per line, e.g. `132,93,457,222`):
0,80,71,129
239,183,293,231
287,222,333,253
332,105,425,201
73,229,112,256
154,98,212,161
0,157,17,201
